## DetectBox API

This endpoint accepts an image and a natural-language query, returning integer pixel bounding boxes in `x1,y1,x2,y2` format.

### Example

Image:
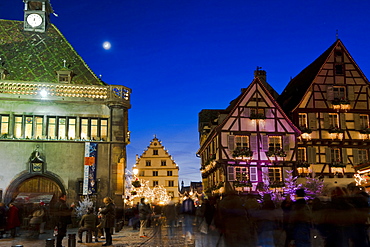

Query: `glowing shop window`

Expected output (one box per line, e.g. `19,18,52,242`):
35,117,43,138
14,116,23,138
58,118,66,139
91,119,98,139
81,119,88,139
1,116,9,135
68,118,76,139
48,117,56,138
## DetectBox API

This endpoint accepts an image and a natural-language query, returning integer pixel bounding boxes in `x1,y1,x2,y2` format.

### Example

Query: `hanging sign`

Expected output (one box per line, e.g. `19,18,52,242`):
83,142,98,195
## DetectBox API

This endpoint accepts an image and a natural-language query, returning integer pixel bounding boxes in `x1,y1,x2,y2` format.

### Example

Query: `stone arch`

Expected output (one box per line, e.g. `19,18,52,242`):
4,172,66,205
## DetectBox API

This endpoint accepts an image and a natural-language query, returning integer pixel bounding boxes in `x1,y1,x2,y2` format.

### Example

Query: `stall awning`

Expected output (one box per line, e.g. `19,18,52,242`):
14,192,54,204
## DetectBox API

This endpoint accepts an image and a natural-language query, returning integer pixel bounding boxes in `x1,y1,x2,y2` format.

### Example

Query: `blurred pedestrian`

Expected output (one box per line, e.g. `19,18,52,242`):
281,195,293,247
181,194,195,241
290,189,312,247
139,197,152,238
28,203,45,238
53,194,75,247
0,202,6,239
216,191,251,247
99,197,115,246
163,197,177,238
6,203,20,238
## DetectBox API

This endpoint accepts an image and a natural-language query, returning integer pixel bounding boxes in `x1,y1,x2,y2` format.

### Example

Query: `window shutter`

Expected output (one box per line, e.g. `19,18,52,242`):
249,166,258,181
307,147,316,164
261,166,269,184
261,135,269,152
250,135,257,152
228,135,235,151
353,149,359,165
340,113,346,129
347,86,355,101
342,148,348,165
308,113,317,130
227,166,235,181
283,136,290,152
243,108,250,118
354,114,361,130
325,148,331,163
327,86,334,101
323,113,330,129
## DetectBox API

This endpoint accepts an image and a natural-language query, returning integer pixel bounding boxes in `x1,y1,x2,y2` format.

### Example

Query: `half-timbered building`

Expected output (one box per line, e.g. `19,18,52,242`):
198,72,300,193
278,39,370,186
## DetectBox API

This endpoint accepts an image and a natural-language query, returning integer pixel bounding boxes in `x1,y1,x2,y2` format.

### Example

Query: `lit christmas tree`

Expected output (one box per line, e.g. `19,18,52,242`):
283,170,300,197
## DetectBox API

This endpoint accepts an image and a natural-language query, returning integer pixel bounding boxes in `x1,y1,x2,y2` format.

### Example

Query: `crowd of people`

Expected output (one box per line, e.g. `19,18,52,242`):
123,186,370,247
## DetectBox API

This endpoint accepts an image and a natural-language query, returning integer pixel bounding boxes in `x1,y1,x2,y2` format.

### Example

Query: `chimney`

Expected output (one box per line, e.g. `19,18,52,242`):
254,66,266,83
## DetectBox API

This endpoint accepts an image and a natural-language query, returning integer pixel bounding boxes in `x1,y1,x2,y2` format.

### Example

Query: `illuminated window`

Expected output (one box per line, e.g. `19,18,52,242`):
161,160,166,166
167,171,173,176
153,171,158,176
268,167,282,181
298,113,308,128
235,136,249,148
91,119,98,139
58,118,66,139
146,160,151,166
297,147,307,161
358,149,368,163
268,136,281,151
101,119,108,140
80,118,89,139
168,181,174,187
235,167,248,181
153,181,159,186
25,116,32,138
1,115,9,136
14,116,23,138
329,113,339,128
48,117,56,138
68,118,76,139
35,117,43,138
360,115,369,129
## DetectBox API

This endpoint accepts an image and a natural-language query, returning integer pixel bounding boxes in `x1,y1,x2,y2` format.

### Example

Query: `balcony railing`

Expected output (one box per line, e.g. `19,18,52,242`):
0,81,131,105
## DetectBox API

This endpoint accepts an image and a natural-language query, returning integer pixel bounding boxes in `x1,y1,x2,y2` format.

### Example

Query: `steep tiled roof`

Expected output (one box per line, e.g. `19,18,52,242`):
277,40,338,113
0,20,106,85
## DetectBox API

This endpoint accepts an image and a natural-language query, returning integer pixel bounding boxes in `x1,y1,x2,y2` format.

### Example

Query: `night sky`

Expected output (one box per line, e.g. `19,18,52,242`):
2,0,370,185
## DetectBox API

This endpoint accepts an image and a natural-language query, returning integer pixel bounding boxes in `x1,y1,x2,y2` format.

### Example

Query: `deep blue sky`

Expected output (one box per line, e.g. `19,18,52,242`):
2,1,370,185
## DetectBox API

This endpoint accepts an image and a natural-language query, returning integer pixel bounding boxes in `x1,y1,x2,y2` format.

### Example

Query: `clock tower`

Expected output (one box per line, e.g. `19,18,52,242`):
23,0,53,32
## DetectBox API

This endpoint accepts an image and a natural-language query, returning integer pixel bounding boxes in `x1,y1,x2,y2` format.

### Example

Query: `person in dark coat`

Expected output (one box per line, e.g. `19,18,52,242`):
77,207,98,243
53,194,75,247
0,203,6,239
99,197,115,246
163,198,177,238
138,197,152,237
281,195,294,247
6,203,20,238
290,189,312,247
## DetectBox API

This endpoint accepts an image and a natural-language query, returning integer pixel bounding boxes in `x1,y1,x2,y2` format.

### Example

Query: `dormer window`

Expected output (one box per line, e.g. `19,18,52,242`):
56,70,73,83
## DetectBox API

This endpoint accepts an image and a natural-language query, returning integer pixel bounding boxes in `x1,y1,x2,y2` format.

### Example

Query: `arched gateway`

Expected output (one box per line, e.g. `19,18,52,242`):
4,173,65,205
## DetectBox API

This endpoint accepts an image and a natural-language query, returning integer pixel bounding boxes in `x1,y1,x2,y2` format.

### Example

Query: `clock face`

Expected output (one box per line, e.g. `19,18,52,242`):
27,13,43,27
